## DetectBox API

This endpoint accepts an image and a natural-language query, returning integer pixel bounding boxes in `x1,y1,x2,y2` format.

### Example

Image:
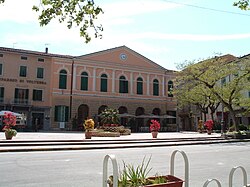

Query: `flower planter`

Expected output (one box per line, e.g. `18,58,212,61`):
85,131,92,139
5,131,13,140
151,131,158,138
144,175,183,187
108,175,183,187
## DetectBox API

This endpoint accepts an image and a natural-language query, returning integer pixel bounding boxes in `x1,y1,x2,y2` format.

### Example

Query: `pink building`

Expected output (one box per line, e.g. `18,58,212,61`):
0,46,177,132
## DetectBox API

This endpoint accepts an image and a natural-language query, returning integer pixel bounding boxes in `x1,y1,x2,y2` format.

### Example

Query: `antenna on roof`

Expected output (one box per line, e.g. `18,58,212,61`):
13,42,17,48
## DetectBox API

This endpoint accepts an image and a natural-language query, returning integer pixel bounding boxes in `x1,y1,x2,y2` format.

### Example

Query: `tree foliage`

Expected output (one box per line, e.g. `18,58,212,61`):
233,0,250,10
0,0,103,43
175,55,250,131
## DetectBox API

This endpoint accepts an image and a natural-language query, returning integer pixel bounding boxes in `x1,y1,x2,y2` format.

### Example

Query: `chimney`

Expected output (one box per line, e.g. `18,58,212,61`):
45,47,48,54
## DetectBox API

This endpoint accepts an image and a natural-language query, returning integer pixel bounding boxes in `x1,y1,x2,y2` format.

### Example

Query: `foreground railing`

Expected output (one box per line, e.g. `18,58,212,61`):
102,150,249,187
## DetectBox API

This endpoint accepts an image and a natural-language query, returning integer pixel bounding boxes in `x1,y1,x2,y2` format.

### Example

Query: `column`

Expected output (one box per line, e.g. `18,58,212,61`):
112,70,115,93
93,68,96,91
130,72,133,94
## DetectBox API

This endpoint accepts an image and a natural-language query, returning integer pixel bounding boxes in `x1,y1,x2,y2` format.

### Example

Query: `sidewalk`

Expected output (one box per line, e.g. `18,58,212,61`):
0,131,222,141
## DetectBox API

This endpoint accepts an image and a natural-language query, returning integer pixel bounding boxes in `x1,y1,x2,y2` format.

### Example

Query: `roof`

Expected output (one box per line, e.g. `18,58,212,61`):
0,47,73,59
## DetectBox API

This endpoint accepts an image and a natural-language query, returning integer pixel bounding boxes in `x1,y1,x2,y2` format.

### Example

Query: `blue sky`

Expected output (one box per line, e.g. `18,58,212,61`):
1,0,250,70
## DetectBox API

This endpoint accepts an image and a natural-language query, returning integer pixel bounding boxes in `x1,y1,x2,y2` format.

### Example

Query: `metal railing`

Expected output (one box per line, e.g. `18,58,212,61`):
102,150,249,187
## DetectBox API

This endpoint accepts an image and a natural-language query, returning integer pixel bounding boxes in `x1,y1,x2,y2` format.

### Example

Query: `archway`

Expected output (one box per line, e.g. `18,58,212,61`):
135,107,145,132
118,106,128,126
77,104,89,130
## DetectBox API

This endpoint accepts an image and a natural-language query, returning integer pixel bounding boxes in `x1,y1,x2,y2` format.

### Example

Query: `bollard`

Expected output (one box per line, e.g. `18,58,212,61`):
203,179,222,187
102,154,119,187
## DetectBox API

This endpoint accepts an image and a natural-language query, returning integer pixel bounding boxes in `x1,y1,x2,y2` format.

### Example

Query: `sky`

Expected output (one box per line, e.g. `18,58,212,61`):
1,0,250,70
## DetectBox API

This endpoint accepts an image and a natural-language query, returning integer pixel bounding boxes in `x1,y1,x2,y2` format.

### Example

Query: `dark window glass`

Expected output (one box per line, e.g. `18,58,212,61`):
38,58,45,62
153,79,159,96
0,64,2,75
100,74,108,92
19,66,27,77
0,54,3,57
33,89,43,101
37,68,44,79
137,77,143,95
55,105,69,122
119,76,128,93
81,72,88,91
0,87,4,102
59,69,67,89
14,88,29,104
168,80,173,97
21,56,27,60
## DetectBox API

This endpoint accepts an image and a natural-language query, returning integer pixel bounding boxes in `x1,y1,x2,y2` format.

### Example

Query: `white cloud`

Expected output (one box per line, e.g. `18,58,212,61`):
0,0,40,23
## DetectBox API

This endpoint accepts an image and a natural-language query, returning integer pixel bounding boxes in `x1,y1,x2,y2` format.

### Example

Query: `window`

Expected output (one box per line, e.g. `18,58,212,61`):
0,87,4,102
19,66,27,77
153,79,159,96
81,72,88,91
168,80,173,97
38,58,45,62
33,89,43,101
54,105,69,122
119,76,128,93
14,88,29,104
137,77,143,95
0,64,2,76
37,68,44,79
0,54,3,57
59,69,67,89
21,56,27,60
100,74,108,92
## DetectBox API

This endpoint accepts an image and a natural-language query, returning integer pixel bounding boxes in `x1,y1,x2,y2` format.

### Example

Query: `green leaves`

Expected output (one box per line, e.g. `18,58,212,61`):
32,0,103,43
233,0,250,10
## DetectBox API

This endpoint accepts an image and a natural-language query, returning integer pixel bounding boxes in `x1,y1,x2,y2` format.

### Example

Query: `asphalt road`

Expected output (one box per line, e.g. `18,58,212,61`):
0,142,249,187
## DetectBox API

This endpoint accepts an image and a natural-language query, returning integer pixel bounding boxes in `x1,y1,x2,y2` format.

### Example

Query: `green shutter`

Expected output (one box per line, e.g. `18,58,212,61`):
55,106,59,121
65,106,69,122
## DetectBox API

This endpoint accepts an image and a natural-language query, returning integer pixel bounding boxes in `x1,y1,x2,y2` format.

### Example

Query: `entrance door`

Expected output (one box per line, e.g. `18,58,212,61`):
32,113,44,131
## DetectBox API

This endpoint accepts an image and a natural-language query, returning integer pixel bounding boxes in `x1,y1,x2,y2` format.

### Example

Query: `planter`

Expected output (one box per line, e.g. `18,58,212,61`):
85,131,92,139
108,175,183,187
5,131,13,140
151,131,158,138
144,175,183,187
207,130,212,135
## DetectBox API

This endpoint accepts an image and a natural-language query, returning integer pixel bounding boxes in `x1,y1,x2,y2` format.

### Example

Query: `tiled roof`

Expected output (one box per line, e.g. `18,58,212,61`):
0,47,73,59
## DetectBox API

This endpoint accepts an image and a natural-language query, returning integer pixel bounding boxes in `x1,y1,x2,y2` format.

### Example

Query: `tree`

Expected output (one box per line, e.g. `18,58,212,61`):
176,54,250,131
233,0,250,10
0,0,103,43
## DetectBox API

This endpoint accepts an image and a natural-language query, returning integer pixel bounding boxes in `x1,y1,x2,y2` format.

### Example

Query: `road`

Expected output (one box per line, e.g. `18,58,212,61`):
0,142,249,187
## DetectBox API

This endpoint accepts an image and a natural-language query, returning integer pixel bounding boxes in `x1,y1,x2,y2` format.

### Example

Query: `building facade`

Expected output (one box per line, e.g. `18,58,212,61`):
0,46,177,132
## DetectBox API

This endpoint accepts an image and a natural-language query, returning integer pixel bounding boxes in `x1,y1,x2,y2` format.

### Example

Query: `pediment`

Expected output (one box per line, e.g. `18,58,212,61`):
78,46,165,70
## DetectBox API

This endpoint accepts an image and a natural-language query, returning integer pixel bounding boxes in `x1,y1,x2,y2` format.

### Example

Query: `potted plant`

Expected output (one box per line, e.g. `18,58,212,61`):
107,156,183,187
204,120,214,135
2,111,17,140
150,120,161,138
83,118,95,139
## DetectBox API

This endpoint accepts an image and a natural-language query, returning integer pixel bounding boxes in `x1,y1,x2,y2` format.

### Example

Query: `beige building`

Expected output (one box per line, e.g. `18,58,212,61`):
0,46,177,132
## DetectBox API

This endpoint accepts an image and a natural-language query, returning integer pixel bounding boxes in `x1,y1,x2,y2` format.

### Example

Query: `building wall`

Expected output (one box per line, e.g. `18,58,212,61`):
0,48,53,130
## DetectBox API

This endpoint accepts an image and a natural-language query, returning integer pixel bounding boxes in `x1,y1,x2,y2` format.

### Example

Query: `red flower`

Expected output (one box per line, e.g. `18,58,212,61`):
150,120,160,132
2,112,16,131
205,120,214,130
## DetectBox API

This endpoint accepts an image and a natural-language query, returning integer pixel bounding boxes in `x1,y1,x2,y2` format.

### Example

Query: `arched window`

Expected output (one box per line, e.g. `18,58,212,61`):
59,69,67,89
153,79,159,96
119,76,128,93
100,74,108,92
168,80,173,97
137,77,143,95
81,72,88,91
